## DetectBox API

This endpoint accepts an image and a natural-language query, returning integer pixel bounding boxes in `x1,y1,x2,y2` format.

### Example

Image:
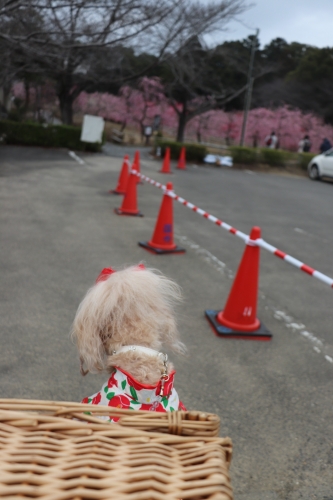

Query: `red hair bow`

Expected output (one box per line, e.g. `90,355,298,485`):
96,264,145,283
96,268,116,283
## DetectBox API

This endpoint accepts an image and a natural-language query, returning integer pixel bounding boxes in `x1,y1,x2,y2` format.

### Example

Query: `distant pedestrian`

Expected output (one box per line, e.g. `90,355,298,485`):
264,131,278,149
144,125,152,146
319,137,332,154
298,134,312,153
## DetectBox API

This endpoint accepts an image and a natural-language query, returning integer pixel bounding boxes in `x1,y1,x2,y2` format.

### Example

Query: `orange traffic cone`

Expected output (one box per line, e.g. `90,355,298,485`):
110,155,129,194
115,169,143,216
160,147,172,174
205,226,272,340
133,150,142,183
138,182,185,254
177,147,186,170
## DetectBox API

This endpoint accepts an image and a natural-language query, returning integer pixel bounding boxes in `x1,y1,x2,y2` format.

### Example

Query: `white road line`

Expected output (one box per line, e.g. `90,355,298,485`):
175,234,234,279
273,311,293,323
176,235,332,366
294,226,329,244
274,311,333,363
68,151,85,165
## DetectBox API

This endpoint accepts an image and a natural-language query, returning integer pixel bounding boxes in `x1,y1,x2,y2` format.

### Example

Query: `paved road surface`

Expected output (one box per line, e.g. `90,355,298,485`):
0,145,332,500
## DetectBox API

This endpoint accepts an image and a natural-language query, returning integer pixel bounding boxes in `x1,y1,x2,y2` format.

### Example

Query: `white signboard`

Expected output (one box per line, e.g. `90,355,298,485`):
80,115,105,143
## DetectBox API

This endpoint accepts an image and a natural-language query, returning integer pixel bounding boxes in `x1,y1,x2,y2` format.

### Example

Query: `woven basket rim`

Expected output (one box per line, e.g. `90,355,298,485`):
0,399,225,441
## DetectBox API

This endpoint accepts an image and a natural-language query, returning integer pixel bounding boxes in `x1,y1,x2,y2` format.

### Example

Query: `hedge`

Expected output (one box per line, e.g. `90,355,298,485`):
260,148,292,166
0,120,103,152
297,152,316,170
230,146,258,164
229,145,316,168
155,139,207,163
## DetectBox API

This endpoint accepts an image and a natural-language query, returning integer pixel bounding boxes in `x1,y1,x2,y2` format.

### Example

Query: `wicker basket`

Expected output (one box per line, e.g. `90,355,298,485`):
0,399,220,437
0,399,233,499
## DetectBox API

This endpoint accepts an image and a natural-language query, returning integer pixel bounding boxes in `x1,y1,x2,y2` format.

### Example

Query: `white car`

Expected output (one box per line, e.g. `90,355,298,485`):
308,149,333,180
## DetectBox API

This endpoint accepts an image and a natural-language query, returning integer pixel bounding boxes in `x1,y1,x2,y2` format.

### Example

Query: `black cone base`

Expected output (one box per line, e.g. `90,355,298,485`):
138,241,186,254
114,208,143,217
205,309,272,341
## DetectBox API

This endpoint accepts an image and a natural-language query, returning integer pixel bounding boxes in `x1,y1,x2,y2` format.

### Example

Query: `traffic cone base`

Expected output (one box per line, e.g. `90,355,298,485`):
205,309,272,341
217,309,260,332
114,208,143,217
138,241,185,254
110,189,125,195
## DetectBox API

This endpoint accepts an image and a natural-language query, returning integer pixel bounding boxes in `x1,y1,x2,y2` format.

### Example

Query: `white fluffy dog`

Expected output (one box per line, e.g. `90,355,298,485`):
72,265,187,418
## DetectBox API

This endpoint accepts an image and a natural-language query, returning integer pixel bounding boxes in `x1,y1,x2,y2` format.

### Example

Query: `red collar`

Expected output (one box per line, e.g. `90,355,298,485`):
114,367,176,398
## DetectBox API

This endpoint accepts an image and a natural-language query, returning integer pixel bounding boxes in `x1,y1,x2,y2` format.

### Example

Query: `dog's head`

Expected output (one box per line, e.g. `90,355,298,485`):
71,265,184,375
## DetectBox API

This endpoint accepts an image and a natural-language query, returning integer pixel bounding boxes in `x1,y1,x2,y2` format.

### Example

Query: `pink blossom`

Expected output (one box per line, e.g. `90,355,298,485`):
11,78,333,152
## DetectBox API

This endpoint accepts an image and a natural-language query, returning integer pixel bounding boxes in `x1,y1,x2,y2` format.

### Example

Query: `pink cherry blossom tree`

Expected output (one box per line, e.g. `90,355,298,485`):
12,77,333,152
185,105,333,152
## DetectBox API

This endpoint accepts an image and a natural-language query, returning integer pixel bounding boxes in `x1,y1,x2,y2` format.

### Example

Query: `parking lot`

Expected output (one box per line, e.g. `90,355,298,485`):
0,144,332,500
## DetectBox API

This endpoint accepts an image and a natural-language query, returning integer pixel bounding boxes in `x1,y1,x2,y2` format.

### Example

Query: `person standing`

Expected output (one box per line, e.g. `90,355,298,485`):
303,135,311,152
144,125,152,146
298,135,312,153
319,137,332,153
264,131,278,149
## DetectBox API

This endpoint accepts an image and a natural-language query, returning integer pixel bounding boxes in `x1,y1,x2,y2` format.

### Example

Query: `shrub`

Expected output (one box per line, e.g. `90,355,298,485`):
7,109,23,122
229,146,258,164
260,148,292,166
0,119,104,152
298,152,317,170
155,139,207,163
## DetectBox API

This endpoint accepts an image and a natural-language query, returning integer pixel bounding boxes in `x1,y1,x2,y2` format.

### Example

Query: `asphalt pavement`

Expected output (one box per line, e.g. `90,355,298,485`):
0,144,332,500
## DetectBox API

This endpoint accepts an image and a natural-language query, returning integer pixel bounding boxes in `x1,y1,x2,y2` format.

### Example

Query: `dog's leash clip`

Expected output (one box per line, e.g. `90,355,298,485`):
159,353,169,397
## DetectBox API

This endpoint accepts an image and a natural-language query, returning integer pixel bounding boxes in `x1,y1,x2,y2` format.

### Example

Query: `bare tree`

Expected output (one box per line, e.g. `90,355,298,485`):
0,0,27,17
162,33,276,142
0,1,46,113
0,0,249,124
162,37,248,142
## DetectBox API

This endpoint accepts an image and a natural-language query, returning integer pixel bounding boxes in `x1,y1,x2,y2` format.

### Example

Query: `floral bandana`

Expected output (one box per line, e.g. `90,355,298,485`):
82,367,186,422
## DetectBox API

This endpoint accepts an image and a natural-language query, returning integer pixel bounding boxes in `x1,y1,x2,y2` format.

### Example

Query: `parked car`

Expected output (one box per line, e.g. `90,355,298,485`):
308,149,333,180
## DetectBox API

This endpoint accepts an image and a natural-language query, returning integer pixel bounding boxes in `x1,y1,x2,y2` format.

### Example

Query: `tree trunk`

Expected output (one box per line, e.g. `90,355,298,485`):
176,101,187,143
59,91,74,125
24,81,30,115
34,85,41,122
140,122,145,143
1,82,12,112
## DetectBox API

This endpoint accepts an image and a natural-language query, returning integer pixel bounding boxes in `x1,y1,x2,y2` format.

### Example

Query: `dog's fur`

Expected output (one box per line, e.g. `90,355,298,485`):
71,265,185,385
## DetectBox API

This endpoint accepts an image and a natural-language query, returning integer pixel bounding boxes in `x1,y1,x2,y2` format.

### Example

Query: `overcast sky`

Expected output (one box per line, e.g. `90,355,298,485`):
206,0,333,48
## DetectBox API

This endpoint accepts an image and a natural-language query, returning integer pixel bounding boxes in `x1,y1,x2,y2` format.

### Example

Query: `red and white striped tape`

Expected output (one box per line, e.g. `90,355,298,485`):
254,239,333,287
132,170,333,289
